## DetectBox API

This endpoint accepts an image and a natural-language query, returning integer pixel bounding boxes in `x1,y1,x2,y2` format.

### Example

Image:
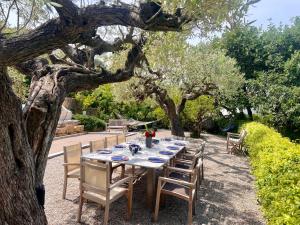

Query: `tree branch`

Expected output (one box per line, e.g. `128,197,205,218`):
0,2,188,66
51,0,79,20
52,38,145,93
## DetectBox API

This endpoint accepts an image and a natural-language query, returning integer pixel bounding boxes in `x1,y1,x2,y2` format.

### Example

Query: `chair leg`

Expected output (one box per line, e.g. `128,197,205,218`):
201,163,204,181
103,203,110,225
62,174,67,199
188,200,193,225
121,164,125,178
154,185,161,222
77,195,83,222
192,197,196,216
127,181,133,220
226,140,229,153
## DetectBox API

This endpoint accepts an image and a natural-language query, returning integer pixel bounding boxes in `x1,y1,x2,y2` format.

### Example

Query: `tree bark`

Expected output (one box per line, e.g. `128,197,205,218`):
0,66,47,224
169,112,185,137
138,78,185,137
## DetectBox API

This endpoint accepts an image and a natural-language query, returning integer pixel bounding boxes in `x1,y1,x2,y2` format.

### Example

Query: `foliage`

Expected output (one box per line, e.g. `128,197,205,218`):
75,84,158,122
219,18,300,139
184,95,216,136
284,50,300,86
161,0,260,34
8,67,29,103
73,114,106,131
75,85,119,121
243,122,300,225
248,73,300,138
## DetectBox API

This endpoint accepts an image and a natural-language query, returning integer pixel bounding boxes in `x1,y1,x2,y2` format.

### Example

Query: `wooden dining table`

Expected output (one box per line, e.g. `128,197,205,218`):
81,138,187,209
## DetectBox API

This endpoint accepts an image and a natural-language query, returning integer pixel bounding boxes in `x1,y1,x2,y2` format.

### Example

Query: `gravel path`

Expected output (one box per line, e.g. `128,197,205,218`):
44,132,265,225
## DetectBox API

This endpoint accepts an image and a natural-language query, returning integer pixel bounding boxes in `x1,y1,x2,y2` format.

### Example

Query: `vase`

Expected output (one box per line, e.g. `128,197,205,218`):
145,137,152,148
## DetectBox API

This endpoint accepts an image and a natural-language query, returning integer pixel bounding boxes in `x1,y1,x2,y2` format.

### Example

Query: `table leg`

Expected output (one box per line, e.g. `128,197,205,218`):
146,168,156,209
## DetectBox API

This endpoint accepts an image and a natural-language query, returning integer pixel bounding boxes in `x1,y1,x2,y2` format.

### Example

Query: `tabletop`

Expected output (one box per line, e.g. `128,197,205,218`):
81,138,187,169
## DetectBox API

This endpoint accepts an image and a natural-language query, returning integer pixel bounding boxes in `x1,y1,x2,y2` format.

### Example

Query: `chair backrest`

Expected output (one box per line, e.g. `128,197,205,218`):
239,130,247,142
90,138,106,152
105,135,117,148
191,151,202,168
80,158,110,194
64,143,82,172
192,159,203,184
109,119,126,126
117,134,126,144
200,141,206,153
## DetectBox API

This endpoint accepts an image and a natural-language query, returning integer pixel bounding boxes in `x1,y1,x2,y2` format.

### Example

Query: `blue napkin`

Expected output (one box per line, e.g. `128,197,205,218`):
114,144,126,148
96,150,112,154
111,155,129,161
159,151,174,155
164,138,172,141
152,139,160,144
167,146,179,150
148,157,166,163
174,142,186,146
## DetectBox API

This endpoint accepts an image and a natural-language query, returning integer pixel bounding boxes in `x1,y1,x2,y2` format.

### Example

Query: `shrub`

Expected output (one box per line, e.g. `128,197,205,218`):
73,114,106,131
243,122,300,225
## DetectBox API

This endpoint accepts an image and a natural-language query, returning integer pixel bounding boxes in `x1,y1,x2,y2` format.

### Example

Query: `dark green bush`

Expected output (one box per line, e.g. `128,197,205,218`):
73,114,106,131
243,122,300,225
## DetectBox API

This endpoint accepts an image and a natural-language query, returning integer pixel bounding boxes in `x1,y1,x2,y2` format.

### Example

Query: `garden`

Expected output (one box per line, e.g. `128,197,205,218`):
0,0,299,225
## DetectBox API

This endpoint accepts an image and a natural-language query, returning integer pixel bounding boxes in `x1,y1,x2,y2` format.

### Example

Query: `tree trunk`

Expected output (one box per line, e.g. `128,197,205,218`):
170,114,185,137
242,86,253,120
23,70,67,187
0,66,47,224
246,106,253,121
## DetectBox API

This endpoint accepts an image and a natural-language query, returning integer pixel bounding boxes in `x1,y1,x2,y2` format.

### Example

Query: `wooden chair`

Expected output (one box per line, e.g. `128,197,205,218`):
77,158,133,225
106,119,128,133
175,142,206,186
90,138,106,152
62,143,82,199
117,134,126,144
90,139,125,182
226,130,247,154
154,160,201,225
105,135,118,148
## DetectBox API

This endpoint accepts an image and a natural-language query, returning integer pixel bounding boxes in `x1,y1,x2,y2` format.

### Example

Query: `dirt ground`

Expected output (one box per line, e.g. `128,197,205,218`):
45,131,265,225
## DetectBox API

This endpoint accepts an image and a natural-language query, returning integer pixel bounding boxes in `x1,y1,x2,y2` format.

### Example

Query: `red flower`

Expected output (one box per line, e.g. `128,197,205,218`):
152,131,156,137
145,131,150,137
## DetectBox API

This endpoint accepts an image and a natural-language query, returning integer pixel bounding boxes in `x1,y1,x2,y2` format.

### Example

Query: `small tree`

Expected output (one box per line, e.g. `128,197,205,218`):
114,35,244,136
184,95,216,137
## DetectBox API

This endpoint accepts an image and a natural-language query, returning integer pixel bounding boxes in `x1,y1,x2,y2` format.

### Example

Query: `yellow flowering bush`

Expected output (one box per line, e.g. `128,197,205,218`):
243,122,300,225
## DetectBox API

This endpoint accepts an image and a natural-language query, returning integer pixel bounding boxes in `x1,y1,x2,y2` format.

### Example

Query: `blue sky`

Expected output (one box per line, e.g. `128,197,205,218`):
247,0,300,28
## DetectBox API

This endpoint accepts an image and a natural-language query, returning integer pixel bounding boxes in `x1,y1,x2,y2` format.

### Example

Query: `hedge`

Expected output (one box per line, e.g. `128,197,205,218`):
243,122,300,225
73,114,106,131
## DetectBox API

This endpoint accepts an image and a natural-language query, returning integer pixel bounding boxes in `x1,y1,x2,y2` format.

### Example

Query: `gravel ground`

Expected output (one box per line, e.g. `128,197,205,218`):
44,131,265,225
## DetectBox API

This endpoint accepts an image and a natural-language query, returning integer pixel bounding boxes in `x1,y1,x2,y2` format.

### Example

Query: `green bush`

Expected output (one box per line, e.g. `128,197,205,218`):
243,122,300,225
73,114,106,131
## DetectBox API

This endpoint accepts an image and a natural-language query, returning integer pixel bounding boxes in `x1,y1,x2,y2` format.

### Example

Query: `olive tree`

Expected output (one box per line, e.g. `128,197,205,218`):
113,34,244,136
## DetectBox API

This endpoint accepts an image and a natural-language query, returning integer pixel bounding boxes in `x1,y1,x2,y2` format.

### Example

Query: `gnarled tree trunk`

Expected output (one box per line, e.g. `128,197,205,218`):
0,66,47,224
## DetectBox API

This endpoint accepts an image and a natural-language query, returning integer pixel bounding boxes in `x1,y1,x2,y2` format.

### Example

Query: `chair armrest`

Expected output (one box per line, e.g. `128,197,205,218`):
167,166,193,175
63,163,80,166
227,132,240,137
110,176,132,189
174,158,192,165
181,153,195,159
159,176,194,188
